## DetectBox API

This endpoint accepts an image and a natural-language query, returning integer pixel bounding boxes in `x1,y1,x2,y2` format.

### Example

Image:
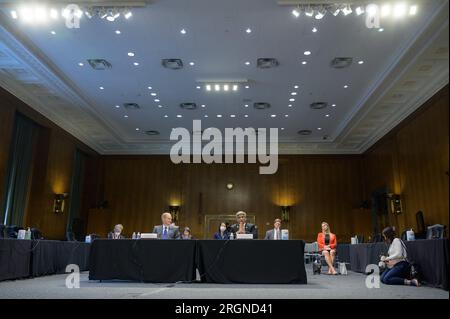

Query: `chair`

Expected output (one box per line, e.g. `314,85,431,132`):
304,242,319,264
66,231,76,241
30,228,43,240
426,224,446,239
5,225,21,238
0,224,5,239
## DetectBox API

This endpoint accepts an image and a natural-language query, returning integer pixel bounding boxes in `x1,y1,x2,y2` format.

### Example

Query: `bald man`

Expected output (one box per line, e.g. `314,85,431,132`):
230,211,258,239
152,212,181,239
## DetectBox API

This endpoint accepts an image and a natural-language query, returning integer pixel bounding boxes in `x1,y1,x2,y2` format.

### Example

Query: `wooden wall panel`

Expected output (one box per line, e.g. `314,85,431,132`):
94,155,370,242
363,86,449,234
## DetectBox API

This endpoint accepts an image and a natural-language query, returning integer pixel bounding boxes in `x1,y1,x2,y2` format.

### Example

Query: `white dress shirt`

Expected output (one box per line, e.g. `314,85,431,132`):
273,228,281,240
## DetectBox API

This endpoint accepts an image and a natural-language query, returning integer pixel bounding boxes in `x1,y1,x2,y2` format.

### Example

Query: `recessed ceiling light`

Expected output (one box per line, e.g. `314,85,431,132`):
217,114,222,118
99,86,104,90
164,115,168,118
245,85,250,89
288,104,292,107
230,114,236,118
289,98,295,102
302,61,307,65
135,128,140,131
204,115,208,118
378,28,384,32
312,27,318,33
294,85,299,89
292,9,300,18
284,114,289,118
128,52,135,57
358,60,364,64
158,105,163,108
304,51,311,56
177,114,182,118
244,104,249,108
291,92,297,96
180,28,187,34
124,115,128,118
325,114,330,117
244,114,248,118
154,99,160,102
214,84,220,91
332,104,336,107
115,30,121,34
10,10,18,19
409,5,418,16
147,86,152,90
317,127,322,130
196,86,201,89
245,61,250,65
78,62,84,66
189,62,195,66
344,85,349,89
281,127,285,130
201,104,206,108
223,84,229,91
50,31,56,35
133,62,139,66
270,114,276,118
206,85,211,91
115,105,120,108
151,93,157,96
246,28,252,33
232,85,238,91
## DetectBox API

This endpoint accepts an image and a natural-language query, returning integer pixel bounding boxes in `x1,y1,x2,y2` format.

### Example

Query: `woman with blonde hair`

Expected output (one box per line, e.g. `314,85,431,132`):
317,222,338,275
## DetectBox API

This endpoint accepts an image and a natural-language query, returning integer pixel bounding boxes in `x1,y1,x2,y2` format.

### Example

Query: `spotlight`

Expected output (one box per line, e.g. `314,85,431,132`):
393,3,407,17
10,10,18,19
342,5,352,16
409,5,417,16
329,4,340,16
304,6,314,17
381,4,391,17
315,7,326,19
50,8,59,19
20,7,34,22
84,8,94,19
292,8,300,18
106,9,120,21
99,9,108,19
355,6,365,16
124,9,133,19
366,4,378,17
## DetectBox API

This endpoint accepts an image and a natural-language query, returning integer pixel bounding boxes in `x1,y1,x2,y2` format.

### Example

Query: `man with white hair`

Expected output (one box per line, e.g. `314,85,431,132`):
152,212,180,239
230,211,258,239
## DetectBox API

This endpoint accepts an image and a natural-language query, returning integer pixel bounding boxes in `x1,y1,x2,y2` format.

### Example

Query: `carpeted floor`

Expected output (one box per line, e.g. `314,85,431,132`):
0,265,447,299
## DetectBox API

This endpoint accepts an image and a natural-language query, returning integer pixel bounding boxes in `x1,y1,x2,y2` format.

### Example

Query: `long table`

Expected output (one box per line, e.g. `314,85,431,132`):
89,239,307,284
337,239,449,291
0,239,91,281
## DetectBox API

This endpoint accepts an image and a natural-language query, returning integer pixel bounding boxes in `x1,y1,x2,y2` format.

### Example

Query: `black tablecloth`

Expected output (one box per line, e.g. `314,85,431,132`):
31,240,91,277
196,240,307,284
339,239,449,290
89,239,197,282
0,239,32,281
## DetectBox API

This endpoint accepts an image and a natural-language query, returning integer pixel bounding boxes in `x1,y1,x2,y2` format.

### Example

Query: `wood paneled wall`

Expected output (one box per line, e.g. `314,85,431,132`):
92,155,371,242
363,86,449,234
0,87,98,239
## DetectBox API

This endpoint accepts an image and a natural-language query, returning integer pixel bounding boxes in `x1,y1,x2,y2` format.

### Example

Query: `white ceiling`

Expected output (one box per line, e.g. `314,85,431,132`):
0,0,448,154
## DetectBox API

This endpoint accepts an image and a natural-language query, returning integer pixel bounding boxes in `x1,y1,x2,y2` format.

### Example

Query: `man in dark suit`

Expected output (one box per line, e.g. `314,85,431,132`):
265,218,282,240
107,224,125,239
153,212,181,239
230,211,258,239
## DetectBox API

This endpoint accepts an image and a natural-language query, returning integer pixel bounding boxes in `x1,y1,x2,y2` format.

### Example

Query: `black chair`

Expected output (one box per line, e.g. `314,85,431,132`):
0,224,5,239
371,233,383,242
30,228,43,240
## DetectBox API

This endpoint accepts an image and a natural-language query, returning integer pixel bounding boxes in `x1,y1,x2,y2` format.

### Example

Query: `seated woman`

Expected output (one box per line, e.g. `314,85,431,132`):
181,227,194,240
107,224,125,239
379,226,419,286
317,222,337,275
213,222,230,240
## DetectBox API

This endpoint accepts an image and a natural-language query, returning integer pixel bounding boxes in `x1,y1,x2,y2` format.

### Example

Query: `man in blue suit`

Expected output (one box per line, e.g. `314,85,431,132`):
230,211,258,239
153,212,180,239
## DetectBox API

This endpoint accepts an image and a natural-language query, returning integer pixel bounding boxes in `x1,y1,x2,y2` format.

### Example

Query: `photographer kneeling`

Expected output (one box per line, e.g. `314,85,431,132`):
379,226,420,287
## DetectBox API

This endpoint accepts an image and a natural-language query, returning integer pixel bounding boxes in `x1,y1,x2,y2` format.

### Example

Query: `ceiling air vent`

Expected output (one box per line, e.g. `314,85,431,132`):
330,57,353,69
253,102,271,110
310,102,328,109
162,59,183,70
145,130,160,136
180,102,197,110
123,103,140,110
298,130,312,136
87,59,112,70
257,58,279,69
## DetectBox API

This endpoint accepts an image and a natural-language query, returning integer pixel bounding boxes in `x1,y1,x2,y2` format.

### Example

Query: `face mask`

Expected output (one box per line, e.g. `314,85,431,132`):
220,226,226,232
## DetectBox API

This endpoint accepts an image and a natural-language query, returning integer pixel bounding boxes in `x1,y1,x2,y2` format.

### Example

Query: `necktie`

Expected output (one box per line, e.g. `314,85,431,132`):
162,227,168,239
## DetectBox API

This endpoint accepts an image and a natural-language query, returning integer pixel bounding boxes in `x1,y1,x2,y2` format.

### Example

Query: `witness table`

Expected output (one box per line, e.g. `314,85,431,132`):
0,239,32,281
196,240,307,284
31,240,90,277
338,239,449,290
89,239,197,282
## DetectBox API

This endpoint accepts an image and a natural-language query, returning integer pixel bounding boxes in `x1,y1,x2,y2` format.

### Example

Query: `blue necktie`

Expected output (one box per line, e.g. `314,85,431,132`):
162,227,168,240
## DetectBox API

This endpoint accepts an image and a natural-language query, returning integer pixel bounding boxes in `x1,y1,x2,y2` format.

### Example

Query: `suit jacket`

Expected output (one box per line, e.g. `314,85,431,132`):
317,232,337,250
107,232,125,239
264,229,282,240
230,223,258,239
214,231,230,240
152,225,181,239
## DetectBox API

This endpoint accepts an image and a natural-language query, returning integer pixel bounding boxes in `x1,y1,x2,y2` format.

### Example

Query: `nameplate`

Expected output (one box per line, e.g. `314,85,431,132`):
140,233,157,239
236,234,253,240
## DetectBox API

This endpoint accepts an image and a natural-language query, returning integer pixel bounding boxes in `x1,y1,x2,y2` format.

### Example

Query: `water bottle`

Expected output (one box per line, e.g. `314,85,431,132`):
132,232,136,239
137,232,141,239
229,232,234,240
25,227,31,240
